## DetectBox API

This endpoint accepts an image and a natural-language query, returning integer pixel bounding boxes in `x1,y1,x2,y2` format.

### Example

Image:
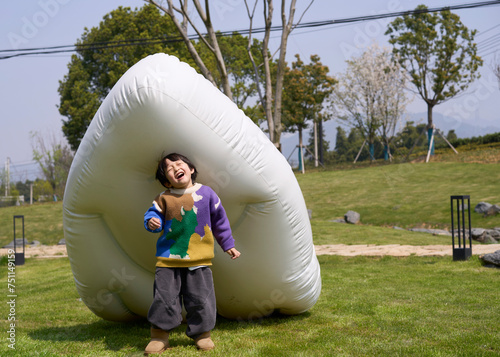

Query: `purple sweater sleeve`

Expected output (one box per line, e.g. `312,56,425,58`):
209,189,235,252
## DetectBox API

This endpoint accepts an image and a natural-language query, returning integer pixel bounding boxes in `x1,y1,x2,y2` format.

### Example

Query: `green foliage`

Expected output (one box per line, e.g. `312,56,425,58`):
31,131,73,199
448,131,500,147
58,5,191,151
331,121,500,163
386,5,482,126
282,54,335,165
282,54,335,133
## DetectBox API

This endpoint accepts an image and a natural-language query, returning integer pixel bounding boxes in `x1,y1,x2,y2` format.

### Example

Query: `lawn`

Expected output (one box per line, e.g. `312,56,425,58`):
1,256,499,356
1,162,499,248
1,160,499,355
297,162,500,230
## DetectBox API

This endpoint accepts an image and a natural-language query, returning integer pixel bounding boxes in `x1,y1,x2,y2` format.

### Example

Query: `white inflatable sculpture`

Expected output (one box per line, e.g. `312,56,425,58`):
63,54,321,321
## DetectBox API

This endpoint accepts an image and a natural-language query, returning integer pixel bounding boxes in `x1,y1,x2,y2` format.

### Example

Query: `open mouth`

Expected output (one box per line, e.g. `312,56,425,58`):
175,171,185,180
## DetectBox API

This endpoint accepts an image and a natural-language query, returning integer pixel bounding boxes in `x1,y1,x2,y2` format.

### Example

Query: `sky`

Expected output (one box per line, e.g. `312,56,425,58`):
1,0,499,181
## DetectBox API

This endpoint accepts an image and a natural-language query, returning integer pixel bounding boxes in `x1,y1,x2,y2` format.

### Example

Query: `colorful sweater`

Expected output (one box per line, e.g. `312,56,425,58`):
144,183,235,268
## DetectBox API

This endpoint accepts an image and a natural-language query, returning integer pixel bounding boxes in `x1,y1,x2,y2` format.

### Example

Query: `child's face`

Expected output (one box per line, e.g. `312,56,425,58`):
164,158,195,189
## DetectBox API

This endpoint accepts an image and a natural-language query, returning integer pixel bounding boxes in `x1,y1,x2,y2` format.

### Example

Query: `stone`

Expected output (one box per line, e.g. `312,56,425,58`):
409,228,451,236
2,238,29,249
330,219,346,223
480,250,500,267
483,204,500,217
474,202,492,214
344,210,360,224
58,238,66,245
471,228,486,242
487,229,500,240
483,235,498,244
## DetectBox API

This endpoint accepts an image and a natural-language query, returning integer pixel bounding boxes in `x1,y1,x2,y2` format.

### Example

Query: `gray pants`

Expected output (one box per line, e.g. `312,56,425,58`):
147,267,216,339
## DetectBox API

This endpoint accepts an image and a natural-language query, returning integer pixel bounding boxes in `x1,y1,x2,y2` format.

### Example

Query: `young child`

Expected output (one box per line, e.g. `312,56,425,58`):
143,153,240,354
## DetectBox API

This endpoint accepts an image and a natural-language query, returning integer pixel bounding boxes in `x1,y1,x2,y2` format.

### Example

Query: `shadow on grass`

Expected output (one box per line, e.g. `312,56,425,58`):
28,310,311,352
28,319,150,352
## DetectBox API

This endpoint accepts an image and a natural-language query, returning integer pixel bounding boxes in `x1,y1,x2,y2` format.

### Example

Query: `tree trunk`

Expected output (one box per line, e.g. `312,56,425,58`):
147,0,233,101
271,0,297,150
314,121,318,167
298,127,304,173
368,142,375,161
318,118,323,165
427,102,435,155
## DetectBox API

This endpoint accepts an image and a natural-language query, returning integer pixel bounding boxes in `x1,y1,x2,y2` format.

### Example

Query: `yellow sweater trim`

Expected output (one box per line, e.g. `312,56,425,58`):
156,257,213,268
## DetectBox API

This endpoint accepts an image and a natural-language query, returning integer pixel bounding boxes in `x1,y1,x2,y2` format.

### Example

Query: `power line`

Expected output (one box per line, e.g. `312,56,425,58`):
1,1,499,60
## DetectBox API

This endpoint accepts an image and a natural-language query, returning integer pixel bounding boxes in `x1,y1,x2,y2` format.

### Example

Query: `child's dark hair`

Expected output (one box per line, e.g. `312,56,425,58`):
155,153,198,188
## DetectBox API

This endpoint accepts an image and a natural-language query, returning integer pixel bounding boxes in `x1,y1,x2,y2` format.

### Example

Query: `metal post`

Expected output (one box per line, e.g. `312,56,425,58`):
13,215,25,266
450,195,472,261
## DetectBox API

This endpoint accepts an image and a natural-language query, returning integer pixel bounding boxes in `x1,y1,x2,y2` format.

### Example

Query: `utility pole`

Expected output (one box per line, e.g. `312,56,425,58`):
5,157,10,196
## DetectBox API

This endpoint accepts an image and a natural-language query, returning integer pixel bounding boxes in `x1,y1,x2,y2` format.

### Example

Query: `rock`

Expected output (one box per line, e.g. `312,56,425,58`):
471,228,486,240
2,238,30,249
330,219,346,224
2,239,44,249
474,202,492,214
344,210,360,224
483,204,500,217
409,228,434,234
483,235,498,244
480,250,500,267
409,228,451,236
393,226,405,230
487,229,500,240
58,239,66,245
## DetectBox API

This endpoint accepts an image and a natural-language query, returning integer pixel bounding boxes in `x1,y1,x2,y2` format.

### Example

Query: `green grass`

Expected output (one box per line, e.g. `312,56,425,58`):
1,159,499,355
1,256,499,356
1,162,499,248
0,202,63,247
298,162,500,230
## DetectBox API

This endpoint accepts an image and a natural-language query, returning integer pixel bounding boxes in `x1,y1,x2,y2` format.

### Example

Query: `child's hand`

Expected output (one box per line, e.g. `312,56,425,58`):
147,218,161,230
225,248,241,260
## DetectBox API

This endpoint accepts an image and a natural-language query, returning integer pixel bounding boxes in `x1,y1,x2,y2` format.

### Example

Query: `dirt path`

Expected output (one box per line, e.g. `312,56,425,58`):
314,244,500,257
2,244,500,259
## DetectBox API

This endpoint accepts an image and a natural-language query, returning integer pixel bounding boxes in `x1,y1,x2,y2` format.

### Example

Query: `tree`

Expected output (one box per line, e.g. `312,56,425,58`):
31,131,73,200
334,126,348,162
386,5,483,154
446,129,458,142
494,56,500,89
306,125,330,164
331,44,408,161
58,5,191,151
59,5,270,150
282,54,335,169
145,0,315,150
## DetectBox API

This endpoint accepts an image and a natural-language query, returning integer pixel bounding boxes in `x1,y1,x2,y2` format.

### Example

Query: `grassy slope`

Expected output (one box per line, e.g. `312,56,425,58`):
297,162,500,246
1,161,499,247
